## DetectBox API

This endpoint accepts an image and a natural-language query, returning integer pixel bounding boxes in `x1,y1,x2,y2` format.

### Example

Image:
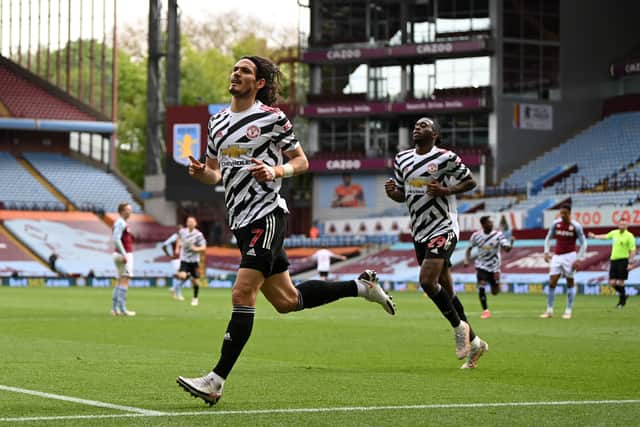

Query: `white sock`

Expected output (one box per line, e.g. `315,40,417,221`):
355,280,368,297
470,336,481,348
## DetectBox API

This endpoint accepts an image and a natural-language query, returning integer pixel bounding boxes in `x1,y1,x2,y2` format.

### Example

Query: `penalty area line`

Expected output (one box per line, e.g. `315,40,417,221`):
0,384,165,416
2,399,640,422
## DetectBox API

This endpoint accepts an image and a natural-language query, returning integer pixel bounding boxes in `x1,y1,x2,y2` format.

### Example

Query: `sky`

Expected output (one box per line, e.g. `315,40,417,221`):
0,0,309,55
122,0,308,32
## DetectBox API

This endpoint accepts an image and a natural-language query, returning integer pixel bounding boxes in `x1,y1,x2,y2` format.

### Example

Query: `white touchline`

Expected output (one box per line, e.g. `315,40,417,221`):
0,385,165,416
1,399,640,422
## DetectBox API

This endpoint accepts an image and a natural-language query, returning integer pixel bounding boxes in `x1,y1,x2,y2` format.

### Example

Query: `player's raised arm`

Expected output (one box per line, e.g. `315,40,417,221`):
191,233,207,253
188,155,221,185
385,178,405,203
161,233,178,257
500,232,514,253
249,146,309,182
463,246,473,267
588,231,609,239
575,223,587,261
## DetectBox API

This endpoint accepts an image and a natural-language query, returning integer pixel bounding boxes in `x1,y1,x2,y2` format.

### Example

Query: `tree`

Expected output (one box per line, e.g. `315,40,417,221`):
115,49,147,187
179,39,233,106
181,11,294,55
100,14,300,185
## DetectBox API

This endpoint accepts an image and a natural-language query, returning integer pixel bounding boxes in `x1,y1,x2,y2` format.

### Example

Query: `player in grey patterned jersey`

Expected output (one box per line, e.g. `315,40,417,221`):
464,216,513,318
176,55,395,406
175,216,207,306
385,117,488,369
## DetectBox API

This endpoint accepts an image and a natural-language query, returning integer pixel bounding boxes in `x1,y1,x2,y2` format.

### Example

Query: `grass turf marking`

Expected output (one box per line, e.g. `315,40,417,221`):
0,384,165,416
2,399,640,422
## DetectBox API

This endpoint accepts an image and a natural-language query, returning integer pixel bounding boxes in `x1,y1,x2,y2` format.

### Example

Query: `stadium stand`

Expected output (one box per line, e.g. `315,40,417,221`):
453,239,623,278
23,152,142,213
457,202,473,214
565,190,640,207
0,151,66,211
0,224,54,276
204,247,243,275
374,206,409,217
323,239,640,287
284,233,399,248
205,246,359,276
105,213,177,243
481,196,518,211
331,247,417,280
458,196,518,213
0,211,170,276
599,162,640,192
510,189,640,228
0,60,98,121
499,112,640,194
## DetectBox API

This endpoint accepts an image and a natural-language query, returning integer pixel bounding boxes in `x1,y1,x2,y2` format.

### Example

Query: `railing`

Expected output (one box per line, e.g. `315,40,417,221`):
483,185,527,197
77,201,106,215
599,173,640,192
284,234,400,248
0,200,66,211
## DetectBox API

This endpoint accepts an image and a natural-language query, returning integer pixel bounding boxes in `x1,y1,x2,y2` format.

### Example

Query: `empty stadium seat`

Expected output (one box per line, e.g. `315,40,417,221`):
23,152,142,213
283,233,398,248
0,152,66,210
1,211,172,276
500,112,640,193
0,65,97,121
458,196,517,213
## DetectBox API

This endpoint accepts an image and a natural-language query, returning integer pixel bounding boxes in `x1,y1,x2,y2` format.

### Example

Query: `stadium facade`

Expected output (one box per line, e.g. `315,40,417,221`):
301,0,640,223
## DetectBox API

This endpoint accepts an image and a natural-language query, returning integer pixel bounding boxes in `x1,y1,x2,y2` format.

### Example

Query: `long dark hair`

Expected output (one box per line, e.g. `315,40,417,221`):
241,55,281,106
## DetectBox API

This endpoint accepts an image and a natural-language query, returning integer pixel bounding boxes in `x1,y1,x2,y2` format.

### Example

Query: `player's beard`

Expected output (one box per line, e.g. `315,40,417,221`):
229,84,252,99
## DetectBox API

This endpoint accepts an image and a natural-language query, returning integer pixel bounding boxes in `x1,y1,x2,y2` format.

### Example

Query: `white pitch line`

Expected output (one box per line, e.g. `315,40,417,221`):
0,384,165,416
1,399,640,422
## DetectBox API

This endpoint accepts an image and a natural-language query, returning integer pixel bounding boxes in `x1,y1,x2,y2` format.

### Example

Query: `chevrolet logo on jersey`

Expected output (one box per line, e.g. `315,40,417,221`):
221,145,251,158
406,177,434,195
408,177,430,187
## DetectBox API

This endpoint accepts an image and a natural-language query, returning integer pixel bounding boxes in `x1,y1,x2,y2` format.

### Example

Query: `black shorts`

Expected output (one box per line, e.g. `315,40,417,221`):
233,208,289,278
609,259,629,280
414,232,457,265
476,268,499,287
179,261,200,278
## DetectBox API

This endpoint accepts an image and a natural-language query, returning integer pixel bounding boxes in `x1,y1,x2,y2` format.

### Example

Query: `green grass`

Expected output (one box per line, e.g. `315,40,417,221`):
0,287,639,426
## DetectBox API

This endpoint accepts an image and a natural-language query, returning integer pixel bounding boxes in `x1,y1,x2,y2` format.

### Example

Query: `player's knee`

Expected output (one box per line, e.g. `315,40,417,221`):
231,283,257,305
419,262,442,296
270,290,299,314
419,270,433,286
420,281,439,297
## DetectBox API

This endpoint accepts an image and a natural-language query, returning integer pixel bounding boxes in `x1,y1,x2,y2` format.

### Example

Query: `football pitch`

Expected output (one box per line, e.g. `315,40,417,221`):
1,287,639,426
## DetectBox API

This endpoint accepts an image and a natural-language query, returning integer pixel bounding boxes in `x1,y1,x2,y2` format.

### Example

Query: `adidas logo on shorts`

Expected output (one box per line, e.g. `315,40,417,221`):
246,248,256,256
